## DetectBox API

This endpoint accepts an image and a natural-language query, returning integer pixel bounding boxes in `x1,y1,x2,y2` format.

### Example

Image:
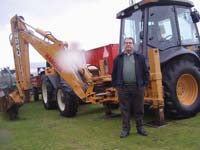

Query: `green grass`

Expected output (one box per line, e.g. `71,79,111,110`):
1,101,200,150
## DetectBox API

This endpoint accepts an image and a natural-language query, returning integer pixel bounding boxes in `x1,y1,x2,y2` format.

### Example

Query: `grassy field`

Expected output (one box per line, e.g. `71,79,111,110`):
1,101,200,150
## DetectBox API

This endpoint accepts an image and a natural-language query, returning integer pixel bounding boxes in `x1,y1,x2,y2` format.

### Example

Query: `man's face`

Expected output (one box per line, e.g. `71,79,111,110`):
124,39,134,53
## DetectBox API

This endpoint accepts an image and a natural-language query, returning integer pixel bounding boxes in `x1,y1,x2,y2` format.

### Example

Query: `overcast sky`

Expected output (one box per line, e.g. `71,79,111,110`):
0,0,200,69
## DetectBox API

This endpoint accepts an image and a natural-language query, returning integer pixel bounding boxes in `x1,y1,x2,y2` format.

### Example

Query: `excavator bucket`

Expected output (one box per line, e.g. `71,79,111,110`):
0,89,23,120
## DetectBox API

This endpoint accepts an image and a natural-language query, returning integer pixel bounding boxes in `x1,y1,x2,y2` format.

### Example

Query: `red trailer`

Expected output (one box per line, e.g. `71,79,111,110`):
85,44,119,74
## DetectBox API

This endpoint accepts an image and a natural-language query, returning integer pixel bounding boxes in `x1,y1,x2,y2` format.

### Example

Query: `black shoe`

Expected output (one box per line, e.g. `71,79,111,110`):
120,130,129,138
137,127,148,136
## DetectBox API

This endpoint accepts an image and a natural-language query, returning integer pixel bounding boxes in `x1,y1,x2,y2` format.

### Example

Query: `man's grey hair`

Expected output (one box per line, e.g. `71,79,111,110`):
124,37,135,44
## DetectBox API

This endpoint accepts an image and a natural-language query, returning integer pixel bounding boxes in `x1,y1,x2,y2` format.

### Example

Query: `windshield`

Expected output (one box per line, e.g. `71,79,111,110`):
177,7,199,45
148,6,179,50
120,10,143,53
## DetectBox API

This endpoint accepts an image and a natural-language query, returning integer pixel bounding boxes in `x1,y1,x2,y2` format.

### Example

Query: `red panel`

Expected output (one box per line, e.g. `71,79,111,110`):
85,44,119,74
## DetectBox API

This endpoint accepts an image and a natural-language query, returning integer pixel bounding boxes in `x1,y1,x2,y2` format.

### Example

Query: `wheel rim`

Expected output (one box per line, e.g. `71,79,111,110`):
57,89,65,111
176,74,198,106
42,82,48,104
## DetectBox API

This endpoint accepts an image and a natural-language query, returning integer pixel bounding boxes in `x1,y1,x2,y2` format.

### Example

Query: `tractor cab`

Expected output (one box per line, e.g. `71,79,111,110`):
117,0,200,60
117,0,200,121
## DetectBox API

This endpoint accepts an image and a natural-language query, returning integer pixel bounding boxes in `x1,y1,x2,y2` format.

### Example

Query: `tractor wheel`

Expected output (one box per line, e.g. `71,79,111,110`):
41,77,56,109
32,87,39,101
162,58,200,118
57,82,79,117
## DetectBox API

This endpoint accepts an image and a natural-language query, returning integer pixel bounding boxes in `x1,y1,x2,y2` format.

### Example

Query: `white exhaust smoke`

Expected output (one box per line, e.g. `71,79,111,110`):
55,41,86,73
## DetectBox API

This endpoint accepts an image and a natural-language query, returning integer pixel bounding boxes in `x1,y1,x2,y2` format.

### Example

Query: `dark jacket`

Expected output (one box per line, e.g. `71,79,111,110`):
112,52,149,88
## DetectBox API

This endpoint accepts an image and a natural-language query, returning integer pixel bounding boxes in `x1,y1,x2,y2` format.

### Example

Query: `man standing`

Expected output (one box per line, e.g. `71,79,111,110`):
112,37,149,138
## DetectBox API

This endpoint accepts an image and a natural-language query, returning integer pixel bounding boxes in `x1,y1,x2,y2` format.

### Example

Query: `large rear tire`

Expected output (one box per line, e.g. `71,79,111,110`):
162,58,200,118
57,80,79,117
41,77,56,109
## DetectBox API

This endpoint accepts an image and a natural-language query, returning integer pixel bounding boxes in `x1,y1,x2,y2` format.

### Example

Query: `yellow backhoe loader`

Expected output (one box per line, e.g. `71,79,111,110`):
1,15,119,120
1,14,163,124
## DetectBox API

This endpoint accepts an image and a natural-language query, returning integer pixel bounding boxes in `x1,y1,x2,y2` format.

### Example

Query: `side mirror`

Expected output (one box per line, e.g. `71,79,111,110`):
191,9,200,23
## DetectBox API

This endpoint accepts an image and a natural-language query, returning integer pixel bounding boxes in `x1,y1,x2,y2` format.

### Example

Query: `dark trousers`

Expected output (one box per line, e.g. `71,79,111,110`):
118,85,144,131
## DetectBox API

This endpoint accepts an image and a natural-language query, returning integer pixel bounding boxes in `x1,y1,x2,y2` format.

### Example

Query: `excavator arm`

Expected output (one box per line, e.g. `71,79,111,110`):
1,15,118,119
1,15,88,119
10,16,31,103
10,15,87,101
